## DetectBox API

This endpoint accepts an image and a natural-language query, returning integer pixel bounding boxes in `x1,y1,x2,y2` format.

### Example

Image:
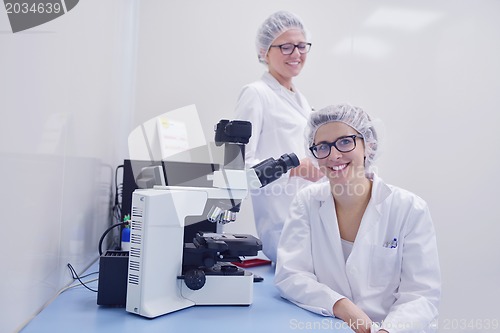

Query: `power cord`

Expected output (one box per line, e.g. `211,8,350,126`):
67,263,98,292
98,221,129,256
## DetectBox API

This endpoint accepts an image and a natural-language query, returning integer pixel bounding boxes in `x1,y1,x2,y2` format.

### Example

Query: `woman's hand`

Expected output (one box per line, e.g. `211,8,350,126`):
333,298,373,333
289,158,324,182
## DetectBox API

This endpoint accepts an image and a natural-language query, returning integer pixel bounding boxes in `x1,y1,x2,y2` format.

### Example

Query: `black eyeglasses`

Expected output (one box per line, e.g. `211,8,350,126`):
309,135,363,159
269,42,312,55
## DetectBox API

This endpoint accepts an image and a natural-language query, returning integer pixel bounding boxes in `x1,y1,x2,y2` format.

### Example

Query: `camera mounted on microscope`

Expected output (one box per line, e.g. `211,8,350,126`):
214,119,252,170
214,119,252,146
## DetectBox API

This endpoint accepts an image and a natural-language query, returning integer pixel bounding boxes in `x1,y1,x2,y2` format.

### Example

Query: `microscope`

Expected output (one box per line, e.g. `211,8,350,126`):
125,119,299,318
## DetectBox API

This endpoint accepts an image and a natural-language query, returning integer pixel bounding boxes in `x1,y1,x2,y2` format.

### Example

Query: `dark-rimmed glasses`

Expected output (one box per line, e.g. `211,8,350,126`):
309,135,363,159
269,42,312,55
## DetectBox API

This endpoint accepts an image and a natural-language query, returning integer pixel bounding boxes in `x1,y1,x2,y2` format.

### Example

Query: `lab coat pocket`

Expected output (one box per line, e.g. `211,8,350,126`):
368,245,400,288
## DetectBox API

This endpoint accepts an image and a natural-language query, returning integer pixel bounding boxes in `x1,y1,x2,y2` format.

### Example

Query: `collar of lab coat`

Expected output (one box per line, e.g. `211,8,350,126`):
358,173,393,235
316,173,393,233
260,72,310,119
367,173,393,211
261,71,294,92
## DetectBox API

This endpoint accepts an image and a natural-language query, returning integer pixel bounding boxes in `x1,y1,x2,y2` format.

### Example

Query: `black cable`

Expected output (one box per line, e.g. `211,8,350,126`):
114,165,124,206
67,263,98,292
98,221,128,255
79,271,99,279
113,165,124,224
102,164,124,252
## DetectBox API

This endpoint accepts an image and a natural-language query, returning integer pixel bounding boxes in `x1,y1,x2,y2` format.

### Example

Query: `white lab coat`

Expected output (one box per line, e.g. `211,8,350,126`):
234,72,313,262
275,174,441,333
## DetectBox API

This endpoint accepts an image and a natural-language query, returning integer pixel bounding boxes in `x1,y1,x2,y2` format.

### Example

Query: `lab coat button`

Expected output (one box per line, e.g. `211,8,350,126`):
349,267,358,275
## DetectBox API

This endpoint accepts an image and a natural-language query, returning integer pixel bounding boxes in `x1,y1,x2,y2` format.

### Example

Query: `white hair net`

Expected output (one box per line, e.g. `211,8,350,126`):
305,104,379,173
256,10,309,64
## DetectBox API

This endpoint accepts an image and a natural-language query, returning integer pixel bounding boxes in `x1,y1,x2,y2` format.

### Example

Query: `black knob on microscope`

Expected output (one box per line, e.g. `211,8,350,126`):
184,269,206,290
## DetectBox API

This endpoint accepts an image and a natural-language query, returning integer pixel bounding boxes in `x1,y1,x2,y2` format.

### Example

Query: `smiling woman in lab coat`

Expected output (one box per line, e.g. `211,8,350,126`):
275,104,441,333
234,11,322,263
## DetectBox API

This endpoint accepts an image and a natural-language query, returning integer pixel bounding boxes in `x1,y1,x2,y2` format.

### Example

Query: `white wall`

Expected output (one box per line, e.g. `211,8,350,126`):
134,0,500,328
0,1,138,332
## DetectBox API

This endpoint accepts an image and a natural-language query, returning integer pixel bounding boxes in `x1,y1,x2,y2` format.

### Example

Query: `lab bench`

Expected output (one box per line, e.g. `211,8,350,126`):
20,260,352,332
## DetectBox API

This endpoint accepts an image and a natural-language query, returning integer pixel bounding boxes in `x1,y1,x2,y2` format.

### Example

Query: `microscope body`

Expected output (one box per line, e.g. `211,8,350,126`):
126,182,254,318
125,120,299,318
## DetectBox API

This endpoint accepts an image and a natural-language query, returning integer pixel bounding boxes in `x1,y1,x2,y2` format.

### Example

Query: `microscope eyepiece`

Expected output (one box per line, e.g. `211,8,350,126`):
251,153,300,187
279,153,300,171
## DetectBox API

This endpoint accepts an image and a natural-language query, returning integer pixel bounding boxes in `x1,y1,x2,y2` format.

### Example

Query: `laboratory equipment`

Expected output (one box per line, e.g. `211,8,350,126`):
125,119,299,318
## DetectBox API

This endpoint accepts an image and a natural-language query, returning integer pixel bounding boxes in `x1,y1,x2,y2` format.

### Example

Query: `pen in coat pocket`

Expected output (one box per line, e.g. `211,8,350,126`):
383,238,398,248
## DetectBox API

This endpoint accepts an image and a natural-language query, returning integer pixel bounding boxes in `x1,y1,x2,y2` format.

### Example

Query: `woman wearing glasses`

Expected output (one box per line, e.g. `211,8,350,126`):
275,104,441,333
234,10,322,263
